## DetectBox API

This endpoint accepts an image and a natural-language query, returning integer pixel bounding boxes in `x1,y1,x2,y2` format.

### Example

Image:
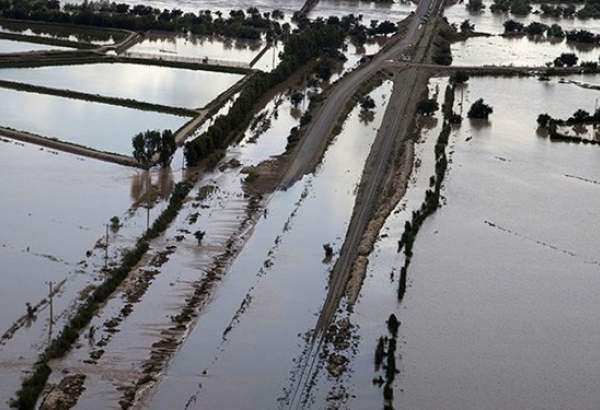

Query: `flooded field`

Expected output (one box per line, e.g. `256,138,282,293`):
0,20,125,45
142,81,393,410
0,87,186,154
36,81,308,409
445,1,600,34
128,32,263,64
328,75,600,410
65,0,304,15
0,138,164,401
0,38,70,53
311,0,415,22
0,63,243,108
452,35,598,66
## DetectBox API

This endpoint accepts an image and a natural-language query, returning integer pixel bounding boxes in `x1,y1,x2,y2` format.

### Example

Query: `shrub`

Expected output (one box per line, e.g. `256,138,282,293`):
467,98,493,119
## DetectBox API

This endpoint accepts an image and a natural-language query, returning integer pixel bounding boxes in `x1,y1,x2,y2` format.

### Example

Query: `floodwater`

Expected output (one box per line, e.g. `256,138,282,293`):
337,76,600,410
0,21,125,45
44,85,306,409
0,87,186,155
452,35,599,66
128,32,263,64
301,77,448,409
445,0,600,34
252,40,283,71
311,0,415,22
0,138,166,403
446,1,600,66
0,63,244,108
0,38,70,53
65,0,304,15
144,81,393,410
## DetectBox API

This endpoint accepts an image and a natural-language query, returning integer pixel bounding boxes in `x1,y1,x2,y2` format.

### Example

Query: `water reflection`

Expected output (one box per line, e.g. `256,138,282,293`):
129,32,263,63
130,167,175,206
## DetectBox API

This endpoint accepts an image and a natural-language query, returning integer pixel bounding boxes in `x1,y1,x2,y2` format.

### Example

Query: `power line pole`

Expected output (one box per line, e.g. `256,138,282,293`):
104,223,109,270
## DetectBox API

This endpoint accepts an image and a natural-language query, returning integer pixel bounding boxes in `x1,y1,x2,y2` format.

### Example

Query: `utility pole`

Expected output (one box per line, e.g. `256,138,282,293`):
47,280,54,344
48,281,53,325
104,223,109,270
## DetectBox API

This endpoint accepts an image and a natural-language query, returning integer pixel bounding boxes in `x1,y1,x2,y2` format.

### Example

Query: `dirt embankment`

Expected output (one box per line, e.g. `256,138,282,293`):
0,127,140,168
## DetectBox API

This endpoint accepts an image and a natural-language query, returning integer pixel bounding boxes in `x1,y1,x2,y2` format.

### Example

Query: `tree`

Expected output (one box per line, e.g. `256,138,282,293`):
359,95,376,110
524,22,548,36
510,0,531,15
537,113,552,127
417,98,439,116
290,91,304,107
553,52,578,67
132,129,176,168
159,130,176,167
450,71,469,84
503,19,524,33
467,99,493,119
547,24,565,38
569,109,590,124
466,0,484,12
460,19,475,33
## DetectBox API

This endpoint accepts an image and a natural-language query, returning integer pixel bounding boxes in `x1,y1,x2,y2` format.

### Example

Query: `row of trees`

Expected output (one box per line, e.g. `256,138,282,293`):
467,0,600,19
504,20,600,45
0,1,286,40
538,107,600,128
184,20,349,166
132,129,176,168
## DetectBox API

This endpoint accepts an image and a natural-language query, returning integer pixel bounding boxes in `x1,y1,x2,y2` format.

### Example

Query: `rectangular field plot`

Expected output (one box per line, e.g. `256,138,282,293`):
0,38,71,53
0,63,244,108
0,87,187,155
128,33,263,64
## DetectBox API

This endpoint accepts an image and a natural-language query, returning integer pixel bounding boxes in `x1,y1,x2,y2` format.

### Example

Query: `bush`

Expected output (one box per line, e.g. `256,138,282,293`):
416,98,439,116
468,98,493,119
553,52,578,67
450,71,469,85
537,113,552,127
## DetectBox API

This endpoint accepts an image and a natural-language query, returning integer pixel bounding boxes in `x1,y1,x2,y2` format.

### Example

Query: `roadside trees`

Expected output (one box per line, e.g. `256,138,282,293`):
416,98,439,116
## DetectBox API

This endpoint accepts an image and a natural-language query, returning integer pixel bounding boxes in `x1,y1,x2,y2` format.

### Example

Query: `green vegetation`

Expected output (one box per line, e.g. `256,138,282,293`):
467,98,493,119
132,129,176,168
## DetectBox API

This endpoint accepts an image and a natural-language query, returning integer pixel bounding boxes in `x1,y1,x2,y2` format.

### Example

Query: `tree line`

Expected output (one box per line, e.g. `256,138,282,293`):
504,19,600,45
183,18,372,167
0,0,287,40
467,0,600,19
